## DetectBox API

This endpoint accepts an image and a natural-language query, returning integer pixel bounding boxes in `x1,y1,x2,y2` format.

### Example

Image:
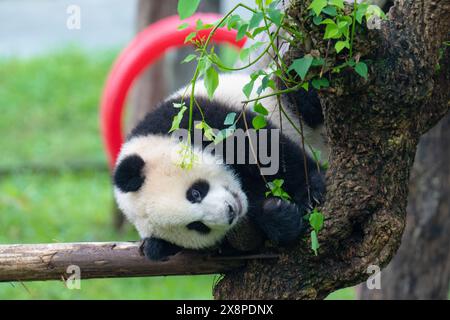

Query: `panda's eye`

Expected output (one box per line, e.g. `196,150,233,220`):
191,189,202,201
187,180,209,203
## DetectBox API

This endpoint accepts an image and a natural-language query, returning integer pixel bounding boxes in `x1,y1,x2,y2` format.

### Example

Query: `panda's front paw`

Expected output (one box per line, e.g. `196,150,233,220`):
140,237,182,261
308,171,326,209
256,197,304,245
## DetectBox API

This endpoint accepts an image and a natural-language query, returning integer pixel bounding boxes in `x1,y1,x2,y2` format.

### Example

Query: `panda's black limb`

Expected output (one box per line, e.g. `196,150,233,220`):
257,197,303,245
140,237,182,261
250,169,326,246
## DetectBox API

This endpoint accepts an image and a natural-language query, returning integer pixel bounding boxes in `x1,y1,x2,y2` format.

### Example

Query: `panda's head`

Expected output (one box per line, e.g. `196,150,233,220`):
113,135,248,250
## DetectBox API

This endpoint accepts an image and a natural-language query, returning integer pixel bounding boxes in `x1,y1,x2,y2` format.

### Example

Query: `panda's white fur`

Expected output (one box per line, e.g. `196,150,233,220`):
170,73,329,161
114,135,248,249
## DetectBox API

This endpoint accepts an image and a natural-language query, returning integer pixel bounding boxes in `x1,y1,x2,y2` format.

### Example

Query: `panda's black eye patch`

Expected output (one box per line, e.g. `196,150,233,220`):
114,154,145,193
186,180,209,203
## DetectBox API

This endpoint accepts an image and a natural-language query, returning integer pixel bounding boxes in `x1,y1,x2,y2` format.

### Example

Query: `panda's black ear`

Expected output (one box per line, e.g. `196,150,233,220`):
113,154,146,192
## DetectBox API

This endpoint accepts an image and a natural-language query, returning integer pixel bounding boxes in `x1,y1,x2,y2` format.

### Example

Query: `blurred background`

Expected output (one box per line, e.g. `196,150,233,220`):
0,0,447,300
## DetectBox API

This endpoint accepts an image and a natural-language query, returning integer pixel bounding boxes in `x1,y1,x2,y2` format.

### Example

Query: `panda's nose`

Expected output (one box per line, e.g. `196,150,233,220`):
227,204,236,225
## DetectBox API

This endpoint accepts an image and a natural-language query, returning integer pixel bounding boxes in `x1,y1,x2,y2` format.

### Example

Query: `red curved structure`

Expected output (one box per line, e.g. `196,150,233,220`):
100,13,246,169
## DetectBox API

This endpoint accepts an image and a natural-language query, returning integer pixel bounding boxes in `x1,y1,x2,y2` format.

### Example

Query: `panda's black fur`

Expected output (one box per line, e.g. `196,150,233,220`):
114,86,326,261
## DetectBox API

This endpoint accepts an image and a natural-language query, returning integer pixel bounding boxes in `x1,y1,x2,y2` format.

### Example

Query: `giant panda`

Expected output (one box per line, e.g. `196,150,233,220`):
113,73,328,261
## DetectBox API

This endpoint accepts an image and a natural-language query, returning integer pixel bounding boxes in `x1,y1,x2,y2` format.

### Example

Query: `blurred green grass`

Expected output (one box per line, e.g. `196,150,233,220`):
0,48,354,300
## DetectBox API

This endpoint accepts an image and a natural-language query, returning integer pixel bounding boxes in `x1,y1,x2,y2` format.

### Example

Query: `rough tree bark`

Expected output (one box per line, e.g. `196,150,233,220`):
359,114,450,299
214,0,450,299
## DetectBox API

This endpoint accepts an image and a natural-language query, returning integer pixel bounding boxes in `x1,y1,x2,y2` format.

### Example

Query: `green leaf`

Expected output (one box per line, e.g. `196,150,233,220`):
309,209,324,232
356,3,369,24
243,80,255,98
178,0,201,20
366,5,386,20
313,15,323,25
237,23,248,41
249,12,264,30
253,102,269,116
267,7,283,26
288,55,314,80
355,61,368,79
169,105,187,132
308,0,327,16
195,121,216,141
337,20,349,29
266,179,291,201
252,115,267,130
181,54,197,64
197,56,211,77
312,58,325,66
204,66,219,99
311,230,320,256
312,77,330,89
335,40,349,53
173,102,185,109
311,148,322,163
239,48,251,62
273,179,284,187
227,14,241,30
195,19,213,31
320,18,336,25
322,5,337,16
224,112,236,125
177,22,189,30
184,31,197,43
329,0,344,9
324,23,341,39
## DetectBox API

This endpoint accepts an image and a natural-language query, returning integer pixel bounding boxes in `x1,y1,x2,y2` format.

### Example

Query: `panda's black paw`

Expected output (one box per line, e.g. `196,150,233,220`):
256,197,304,245
308,171,326,209
140,237,182,261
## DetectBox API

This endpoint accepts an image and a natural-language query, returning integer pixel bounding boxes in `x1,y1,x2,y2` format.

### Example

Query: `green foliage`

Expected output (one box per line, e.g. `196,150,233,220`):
224,112,237,125
181,53,197,64
354,61,368,79
204,66,219,99
252,115,267,130
265,179,291,201
177,0,201,20
309,208,325,255
308,0,328,16
288,55,314,80
253,102,269,116
169,102,188,132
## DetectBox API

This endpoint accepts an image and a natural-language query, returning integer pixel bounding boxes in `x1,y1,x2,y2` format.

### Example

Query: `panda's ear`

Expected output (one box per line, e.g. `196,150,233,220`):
114,154,146,192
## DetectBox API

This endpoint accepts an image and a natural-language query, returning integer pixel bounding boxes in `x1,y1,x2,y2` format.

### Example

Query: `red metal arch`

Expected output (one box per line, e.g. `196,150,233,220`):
100,13,246,168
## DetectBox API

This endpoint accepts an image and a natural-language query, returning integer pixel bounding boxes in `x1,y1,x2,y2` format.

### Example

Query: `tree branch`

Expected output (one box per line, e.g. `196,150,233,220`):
0,242,278,282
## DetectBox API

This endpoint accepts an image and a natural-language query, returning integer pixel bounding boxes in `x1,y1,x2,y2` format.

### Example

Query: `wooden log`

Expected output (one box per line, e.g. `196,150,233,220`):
0,242,277,282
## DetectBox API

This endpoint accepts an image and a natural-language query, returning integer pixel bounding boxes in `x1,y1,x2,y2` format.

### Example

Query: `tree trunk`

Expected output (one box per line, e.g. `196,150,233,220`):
214,0,450,299
358,114,450,300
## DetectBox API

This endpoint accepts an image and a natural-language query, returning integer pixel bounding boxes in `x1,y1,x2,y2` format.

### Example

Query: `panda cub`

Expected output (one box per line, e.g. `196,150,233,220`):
113,73,327,261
